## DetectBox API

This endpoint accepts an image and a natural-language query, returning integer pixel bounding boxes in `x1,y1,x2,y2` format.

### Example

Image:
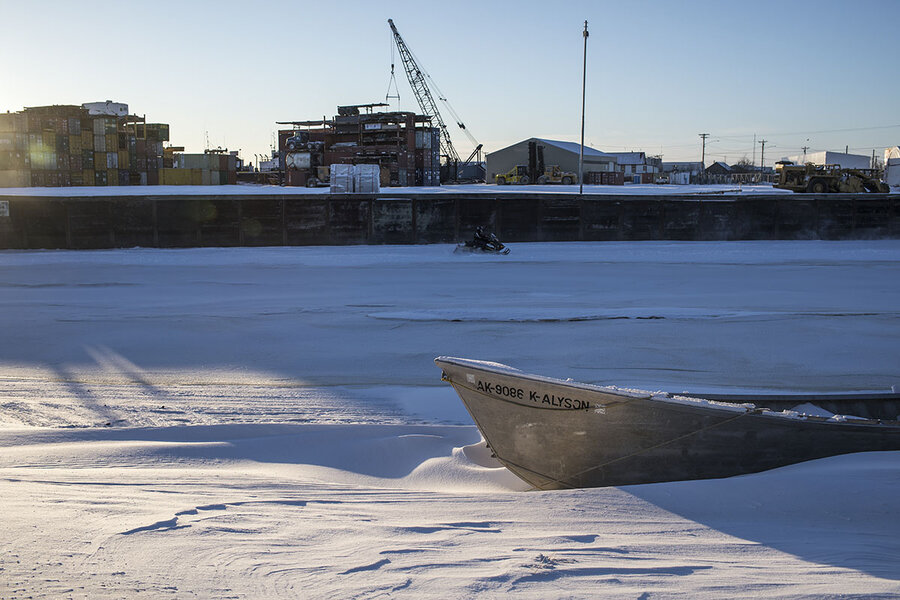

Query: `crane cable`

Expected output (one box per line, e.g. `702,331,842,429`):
385,30,401,110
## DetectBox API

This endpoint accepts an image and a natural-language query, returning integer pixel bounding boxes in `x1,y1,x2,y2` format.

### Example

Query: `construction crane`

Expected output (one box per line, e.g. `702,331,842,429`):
388,18,482,180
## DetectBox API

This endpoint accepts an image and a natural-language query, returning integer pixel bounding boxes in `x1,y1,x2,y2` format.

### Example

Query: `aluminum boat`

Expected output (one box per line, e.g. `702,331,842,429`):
435,356,900,489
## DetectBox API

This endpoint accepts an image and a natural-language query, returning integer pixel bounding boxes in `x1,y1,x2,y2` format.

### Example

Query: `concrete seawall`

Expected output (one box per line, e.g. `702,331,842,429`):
0,192,896,249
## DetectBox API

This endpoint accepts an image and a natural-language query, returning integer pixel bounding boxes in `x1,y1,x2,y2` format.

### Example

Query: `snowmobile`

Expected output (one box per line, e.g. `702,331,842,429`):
454,227,510,255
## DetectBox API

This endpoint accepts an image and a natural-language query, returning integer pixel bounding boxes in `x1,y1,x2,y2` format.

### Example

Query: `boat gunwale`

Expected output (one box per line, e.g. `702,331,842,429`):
435,356,900,427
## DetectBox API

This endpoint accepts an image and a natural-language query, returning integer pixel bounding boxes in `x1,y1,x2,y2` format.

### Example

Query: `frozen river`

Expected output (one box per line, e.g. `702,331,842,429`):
1,241,899,598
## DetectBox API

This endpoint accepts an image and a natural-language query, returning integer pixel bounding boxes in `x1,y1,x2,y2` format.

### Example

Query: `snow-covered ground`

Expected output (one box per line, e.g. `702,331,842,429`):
2,241,899,598
0,182,792,196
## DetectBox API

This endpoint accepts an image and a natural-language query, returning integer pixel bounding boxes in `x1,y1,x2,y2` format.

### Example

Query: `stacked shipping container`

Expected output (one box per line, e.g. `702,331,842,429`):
160,152,238,185
0,104,177,187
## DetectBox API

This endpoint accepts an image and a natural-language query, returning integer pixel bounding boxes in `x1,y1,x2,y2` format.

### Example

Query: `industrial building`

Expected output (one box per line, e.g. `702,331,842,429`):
485,138,619,185
278,104,440,187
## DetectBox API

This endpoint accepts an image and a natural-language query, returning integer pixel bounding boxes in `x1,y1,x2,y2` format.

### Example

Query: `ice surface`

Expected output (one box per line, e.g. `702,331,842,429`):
1,240,899,598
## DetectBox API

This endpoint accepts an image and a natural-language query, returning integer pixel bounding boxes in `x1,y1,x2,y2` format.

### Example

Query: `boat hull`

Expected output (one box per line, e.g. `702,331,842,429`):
435,356,900,490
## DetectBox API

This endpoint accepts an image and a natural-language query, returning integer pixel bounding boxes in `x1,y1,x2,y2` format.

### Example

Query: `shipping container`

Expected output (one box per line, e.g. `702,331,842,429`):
0,150,17,170
0,133,18,151
94,134,106,152
147,169,159,185
26,113,41,133
81,129,93,150
42,131,56,148
160,168,191,185
0,151,27,170
105,133,117,152
107,168,118,186
94,169,107,185
69,134,82,154
67,117,81,136
0,169,30,187
0,113,23,133
92,117,116,135
146,123,169,142
118,150,128,170
82,150,94,169
30,151,56,170
83,169,94,185
106,152,118,169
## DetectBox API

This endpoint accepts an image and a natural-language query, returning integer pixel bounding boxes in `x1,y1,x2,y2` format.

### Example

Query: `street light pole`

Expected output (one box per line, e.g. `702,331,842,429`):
579,20,589,195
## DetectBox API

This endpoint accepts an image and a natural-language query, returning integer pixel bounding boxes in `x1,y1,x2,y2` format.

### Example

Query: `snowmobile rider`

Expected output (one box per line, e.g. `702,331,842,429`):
474,226,491,247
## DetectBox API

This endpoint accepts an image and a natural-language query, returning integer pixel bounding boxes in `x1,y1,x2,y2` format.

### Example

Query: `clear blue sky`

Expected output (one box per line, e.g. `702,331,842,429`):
3,0,898,164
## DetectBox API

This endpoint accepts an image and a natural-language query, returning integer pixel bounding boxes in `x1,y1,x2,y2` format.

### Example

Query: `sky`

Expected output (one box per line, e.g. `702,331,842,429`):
3,0,899,165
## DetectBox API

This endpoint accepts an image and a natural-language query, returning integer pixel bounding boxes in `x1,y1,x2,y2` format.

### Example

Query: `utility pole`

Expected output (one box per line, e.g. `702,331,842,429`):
759,139,768,171
699,133,710,168
579,20,589,195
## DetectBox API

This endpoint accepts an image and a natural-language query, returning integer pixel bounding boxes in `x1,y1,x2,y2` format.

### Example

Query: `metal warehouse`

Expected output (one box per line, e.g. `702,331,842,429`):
485,138,619,185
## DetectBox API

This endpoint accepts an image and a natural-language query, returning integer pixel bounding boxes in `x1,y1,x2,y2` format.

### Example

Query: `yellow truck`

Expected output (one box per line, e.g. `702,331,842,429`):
495,165,530,185
496,165,577,185
537,165,577,185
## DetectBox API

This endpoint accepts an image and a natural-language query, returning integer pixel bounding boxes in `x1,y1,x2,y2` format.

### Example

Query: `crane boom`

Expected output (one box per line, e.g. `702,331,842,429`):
388,18,460,164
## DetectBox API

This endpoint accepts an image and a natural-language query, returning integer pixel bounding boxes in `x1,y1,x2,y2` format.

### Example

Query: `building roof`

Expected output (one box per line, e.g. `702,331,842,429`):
605,152,647,165
662,161,703,169
533,138,613,159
